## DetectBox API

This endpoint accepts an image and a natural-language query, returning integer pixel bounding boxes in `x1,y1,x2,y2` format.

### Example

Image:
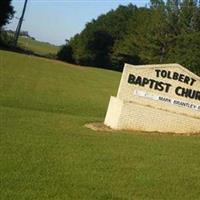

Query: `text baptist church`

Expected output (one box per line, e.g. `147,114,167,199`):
128,69,200,101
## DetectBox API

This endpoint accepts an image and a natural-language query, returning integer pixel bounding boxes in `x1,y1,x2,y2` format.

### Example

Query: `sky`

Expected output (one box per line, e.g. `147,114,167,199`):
6,0,150,45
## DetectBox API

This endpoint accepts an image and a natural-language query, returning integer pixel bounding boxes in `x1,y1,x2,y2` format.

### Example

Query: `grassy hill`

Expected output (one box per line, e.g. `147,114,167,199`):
0,31,59,57
1,50,200,200
18,36,59,57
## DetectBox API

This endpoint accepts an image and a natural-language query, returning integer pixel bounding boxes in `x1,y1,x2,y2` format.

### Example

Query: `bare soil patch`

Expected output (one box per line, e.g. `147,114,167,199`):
85,122,200,136
84,122,113,132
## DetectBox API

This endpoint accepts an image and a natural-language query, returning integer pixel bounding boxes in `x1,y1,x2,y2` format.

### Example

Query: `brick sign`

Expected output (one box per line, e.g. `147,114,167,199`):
104,63,200,134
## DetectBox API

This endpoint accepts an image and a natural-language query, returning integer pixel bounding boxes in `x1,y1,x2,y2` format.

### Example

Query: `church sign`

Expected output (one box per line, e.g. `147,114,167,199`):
104,63,200,134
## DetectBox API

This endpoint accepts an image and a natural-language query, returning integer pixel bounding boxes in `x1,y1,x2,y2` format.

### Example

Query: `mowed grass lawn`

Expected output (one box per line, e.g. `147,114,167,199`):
1,50,200,200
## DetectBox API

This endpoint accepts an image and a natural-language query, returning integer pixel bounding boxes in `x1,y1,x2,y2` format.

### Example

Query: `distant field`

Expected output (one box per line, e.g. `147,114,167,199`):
18,36,60,56
1,50,200,200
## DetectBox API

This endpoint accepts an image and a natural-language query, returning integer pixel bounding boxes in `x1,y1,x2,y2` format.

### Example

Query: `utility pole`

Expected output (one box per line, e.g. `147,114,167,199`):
14,0,28,47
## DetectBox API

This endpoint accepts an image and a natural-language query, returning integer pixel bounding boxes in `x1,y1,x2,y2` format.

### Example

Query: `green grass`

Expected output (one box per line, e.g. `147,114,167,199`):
18,36,59,56
1,50,200,200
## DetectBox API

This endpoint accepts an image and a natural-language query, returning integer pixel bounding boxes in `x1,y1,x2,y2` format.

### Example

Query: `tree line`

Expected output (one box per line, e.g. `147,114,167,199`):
0,0,14,30
0,0,14,46
58,0,200,75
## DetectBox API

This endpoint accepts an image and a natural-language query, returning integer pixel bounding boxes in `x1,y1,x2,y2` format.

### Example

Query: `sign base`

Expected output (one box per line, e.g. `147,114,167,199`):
104,96,200,134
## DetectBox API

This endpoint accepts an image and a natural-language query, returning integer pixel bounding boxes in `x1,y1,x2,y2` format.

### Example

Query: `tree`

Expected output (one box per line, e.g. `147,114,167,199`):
58,2,200,75
179,0,200,33
58,4,137,70
166,33,200,75
86,30,114,68
57,44,74,63
111,8,149,67
0,0,14,29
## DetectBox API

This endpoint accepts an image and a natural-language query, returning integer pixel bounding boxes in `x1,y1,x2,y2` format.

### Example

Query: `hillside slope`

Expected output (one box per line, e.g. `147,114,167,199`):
18,36,59,57
1,50,200,200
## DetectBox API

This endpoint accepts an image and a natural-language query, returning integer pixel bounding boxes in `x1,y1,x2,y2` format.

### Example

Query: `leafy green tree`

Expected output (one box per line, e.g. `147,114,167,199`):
114,2,170,65
0,0,14,29
166,32,200,75
58,2,200,75
86,30,114,68
179,0,200,33
58,4,137,70
57,44,74,63
111,8,149,67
